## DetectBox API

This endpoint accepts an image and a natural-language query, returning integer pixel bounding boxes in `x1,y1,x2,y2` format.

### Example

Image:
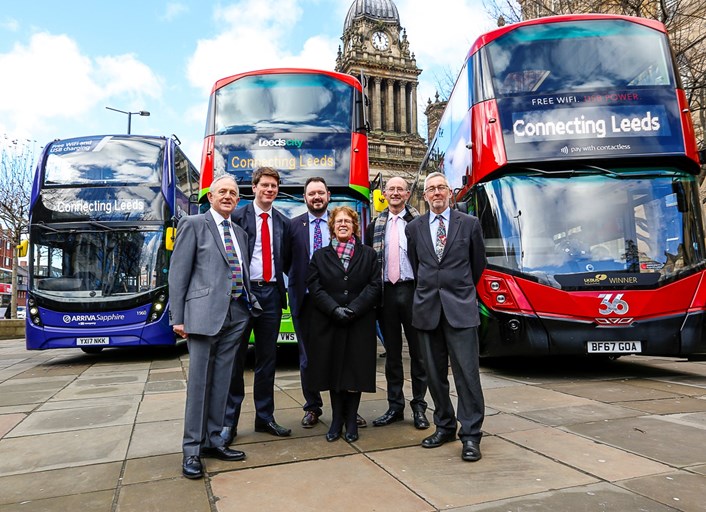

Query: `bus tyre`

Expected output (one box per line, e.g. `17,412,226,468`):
80,347,104,354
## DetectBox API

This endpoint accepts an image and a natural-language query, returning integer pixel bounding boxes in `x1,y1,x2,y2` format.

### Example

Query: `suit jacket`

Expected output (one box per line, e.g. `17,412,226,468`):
286,211,314,318
168,212,258,337
232,203,290,308
405,209,486,330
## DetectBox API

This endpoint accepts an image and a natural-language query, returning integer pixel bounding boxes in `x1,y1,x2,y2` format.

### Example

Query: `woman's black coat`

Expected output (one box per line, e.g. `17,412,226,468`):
305,241,381,392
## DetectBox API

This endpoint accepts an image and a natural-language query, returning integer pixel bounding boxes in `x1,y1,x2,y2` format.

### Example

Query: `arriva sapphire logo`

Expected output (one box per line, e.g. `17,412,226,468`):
63,314,126,323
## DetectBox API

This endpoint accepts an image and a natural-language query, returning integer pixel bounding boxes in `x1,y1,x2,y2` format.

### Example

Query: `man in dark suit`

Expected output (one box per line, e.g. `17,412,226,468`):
366,177,429,430
222,167,292,440
405,171,487,462
286,177,330,428
169,174,259,479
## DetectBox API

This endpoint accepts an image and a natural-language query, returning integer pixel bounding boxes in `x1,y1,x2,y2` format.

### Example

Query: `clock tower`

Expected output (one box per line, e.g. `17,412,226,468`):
336,0,427,198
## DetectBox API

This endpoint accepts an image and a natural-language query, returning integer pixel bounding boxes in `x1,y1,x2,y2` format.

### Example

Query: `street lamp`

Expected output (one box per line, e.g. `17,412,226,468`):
105,107,150,134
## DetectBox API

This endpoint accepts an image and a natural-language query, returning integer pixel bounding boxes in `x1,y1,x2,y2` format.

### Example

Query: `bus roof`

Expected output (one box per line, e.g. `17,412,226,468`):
468,14,668,58
211,68,363,94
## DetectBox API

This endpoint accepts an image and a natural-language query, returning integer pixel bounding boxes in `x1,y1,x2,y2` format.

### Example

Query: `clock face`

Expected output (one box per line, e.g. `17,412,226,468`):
372,31,389,51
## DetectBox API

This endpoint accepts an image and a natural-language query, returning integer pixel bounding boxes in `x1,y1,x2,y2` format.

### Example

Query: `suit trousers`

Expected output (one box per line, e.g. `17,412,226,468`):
183,297,250,456
226,283,282,426
380,280,427,413
292,295,324,415
417,311,484,443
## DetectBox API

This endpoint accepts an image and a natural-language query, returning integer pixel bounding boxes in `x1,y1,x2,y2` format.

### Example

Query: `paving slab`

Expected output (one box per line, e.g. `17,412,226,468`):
626,378,706,396
0,425,132,477
0,412,25,438
619,397,706,414
116,476,211,512
136,391,185,423
122,453,186,484
39,394,140,412
519,401,642,426
0,375,76,406
0,489,116,512
481,411,543,435
51,381,146,401
0,462,121,505
126,419,182,459
484,384,596,413
210,454,432,512
540,379,682,402
567,416,706,467
369,436,597,508
501,426,672,481
618,471,706,512
460,482,676,512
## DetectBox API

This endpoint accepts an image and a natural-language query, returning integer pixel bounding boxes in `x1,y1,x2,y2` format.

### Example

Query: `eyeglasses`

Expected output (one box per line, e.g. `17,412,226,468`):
425,184,449,194
334,219,353,225
385,187,407,193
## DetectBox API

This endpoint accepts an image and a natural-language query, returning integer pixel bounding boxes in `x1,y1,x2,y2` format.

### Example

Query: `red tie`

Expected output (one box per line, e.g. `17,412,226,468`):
260,212,272,282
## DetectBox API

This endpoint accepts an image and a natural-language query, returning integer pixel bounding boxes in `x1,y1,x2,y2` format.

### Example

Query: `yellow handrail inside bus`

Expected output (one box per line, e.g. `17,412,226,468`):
372,189,388,212
16,240,28,258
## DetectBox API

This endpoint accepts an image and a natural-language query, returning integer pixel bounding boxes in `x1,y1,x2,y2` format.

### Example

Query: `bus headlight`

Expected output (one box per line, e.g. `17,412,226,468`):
147,292,168,324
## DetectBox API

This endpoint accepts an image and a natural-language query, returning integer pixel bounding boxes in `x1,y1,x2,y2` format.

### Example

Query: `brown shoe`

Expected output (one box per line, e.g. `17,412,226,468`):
356,414,367,428
301,410,320,428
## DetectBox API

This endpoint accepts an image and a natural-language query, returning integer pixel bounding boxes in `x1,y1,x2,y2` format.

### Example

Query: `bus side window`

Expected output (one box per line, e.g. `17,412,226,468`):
174,148,190,195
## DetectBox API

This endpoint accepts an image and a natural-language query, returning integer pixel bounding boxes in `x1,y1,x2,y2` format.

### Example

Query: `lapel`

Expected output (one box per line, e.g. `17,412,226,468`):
234,227,250,282
297,214,311,259
322,244,346,273
418,212,436,262
245,203,257,256
206,213,229,265
272,208,282,266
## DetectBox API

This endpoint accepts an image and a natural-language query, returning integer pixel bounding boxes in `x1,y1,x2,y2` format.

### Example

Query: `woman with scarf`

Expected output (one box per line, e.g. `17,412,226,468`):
305,206,381,442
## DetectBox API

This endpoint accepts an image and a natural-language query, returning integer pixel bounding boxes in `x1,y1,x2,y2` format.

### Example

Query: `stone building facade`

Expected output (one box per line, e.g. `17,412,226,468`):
336,0,428,197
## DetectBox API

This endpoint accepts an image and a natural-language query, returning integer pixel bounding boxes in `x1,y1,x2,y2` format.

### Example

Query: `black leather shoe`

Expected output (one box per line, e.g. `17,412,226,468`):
344,432,359,443
182,455,203,479
421,430,456,448
357,414,367,428
301,410,321,428
220,426,237,446
326,430,341,442
413,411,430,430
373,409,404,427
201,446,246,461
255,420,292,437
462,440,482,462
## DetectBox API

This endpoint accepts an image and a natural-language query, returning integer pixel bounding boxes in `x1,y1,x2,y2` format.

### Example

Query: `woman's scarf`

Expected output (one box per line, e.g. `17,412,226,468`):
332,235,356,271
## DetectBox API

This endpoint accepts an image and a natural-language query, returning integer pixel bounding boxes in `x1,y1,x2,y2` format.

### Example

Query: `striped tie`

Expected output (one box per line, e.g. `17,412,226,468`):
435,215,446,262
222,220,244,297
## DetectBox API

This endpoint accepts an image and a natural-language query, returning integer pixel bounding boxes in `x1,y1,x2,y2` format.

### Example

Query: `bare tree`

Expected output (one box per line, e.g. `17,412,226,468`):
481,0,706,163
0,138,35,318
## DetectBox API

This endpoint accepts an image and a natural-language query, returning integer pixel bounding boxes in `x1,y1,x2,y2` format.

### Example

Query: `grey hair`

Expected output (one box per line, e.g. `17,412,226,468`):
423,172,450,190
211,173,239,194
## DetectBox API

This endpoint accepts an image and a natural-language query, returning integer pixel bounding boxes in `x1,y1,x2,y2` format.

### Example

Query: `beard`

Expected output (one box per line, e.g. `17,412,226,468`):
307,201,327,215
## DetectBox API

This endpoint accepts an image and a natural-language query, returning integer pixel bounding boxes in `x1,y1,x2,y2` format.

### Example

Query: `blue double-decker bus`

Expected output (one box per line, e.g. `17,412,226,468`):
24,134,199,353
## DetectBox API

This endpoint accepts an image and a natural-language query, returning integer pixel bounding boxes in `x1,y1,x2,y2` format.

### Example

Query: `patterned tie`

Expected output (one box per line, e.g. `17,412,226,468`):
222,220,244,297
260,212,272,282
313,218,323,252
435,214,446,262
388,216,400,284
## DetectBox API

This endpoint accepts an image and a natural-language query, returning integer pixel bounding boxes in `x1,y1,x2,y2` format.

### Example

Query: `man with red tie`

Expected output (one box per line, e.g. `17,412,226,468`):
222,167,292,441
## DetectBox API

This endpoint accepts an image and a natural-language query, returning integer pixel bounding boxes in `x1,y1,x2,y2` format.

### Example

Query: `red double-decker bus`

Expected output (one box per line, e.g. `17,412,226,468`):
199,68,370,344
421,14,706,357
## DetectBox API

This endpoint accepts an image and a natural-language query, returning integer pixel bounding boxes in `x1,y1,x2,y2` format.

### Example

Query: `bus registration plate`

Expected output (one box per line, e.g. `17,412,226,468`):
587,341,641,353
278,332,297,342
77,337,110,346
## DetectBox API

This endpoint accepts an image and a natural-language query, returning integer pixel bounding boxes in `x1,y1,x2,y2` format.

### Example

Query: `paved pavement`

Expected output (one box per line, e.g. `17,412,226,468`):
1,336,706,511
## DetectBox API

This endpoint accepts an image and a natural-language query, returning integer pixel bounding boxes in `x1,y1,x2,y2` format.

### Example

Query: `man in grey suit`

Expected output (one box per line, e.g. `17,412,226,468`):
169,174,259,479
405,171,487,462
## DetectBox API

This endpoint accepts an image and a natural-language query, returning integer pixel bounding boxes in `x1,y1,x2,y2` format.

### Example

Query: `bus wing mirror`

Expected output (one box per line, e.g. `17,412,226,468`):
17,240,28,258
372,189,388,212
454,201,470,214
165,227,177,251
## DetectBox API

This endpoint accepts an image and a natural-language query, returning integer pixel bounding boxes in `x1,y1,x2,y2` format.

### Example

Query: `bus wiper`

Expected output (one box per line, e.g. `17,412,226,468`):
277,191,304,202
36,222,61,233
578,164,619,178
89,221,117,231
